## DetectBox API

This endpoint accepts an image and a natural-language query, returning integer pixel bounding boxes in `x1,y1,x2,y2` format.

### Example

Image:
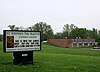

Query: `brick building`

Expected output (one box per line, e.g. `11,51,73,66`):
48,39,72,48
71,39,97,47
48,38,97,48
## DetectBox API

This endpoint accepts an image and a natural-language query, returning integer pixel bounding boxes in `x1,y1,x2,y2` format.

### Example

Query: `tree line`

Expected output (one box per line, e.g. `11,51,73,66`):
7,22,100,45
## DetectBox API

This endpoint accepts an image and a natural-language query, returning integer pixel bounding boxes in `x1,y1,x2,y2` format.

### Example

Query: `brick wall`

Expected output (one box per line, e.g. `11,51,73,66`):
48,39,72,48
48,39,97,48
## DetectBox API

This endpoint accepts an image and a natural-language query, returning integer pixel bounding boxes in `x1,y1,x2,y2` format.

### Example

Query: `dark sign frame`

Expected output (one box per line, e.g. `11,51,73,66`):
3,30,41,52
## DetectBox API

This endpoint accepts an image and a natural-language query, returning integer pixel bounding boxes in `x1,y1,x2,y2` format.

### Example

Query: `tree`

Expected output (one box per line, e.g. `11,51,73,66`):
8,25,19,30
32,22,54,41
54,32,63,39
8,25,16,30
71,28,87,38
92,28,98,39
26,27,33,31
97,35,100,45
85,30,92,38
62,31,68,38
98,30,100,36
62,24,77,38
63,24,70,32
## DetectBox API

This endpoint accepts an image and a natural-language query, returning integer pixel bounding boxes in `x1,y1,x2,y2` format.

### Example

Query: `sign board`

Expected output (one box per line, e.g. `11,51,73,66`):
3,30,41,52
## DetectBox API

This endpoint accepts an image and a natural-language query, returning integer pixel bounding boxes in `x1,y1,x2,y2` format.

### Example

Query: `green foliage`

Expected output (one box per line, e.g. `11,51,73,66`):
8,25,19,30
54,32,63,39
31,22,54,41
1,42,100,72
71,28,87,38
62,24,77,38
97,36,100,45
63,24,77,32
0,34,2,41
62,31,68,38
98,30,100,35
8,25,16,30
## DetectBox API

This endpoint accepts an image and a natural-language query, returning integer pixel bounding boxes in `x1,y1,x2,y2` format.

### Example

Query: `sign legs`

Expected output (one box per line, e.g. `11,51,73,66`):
13,51,33,65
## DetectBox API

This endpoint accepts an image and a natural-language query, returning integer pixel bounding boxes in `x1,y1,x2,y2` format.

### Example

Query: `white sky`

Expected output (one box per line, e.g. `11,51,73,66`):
0,0,100,34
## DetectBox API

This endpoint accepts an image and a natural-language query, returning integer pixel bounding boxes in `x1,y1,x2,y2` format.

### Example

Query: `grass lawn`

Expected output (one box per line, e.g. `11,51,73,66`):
0,41,100,72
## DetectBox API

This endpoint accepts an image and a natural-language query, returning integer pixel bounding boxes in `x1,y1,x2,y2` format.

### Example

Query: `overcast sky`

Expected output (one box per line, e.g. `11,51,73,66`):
0,0,100,34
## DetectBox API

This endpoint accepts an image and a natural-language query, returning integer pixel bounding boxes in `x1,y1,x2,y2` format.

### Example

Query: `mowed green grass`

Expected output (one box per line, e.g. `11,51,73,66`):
0,41,100,72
